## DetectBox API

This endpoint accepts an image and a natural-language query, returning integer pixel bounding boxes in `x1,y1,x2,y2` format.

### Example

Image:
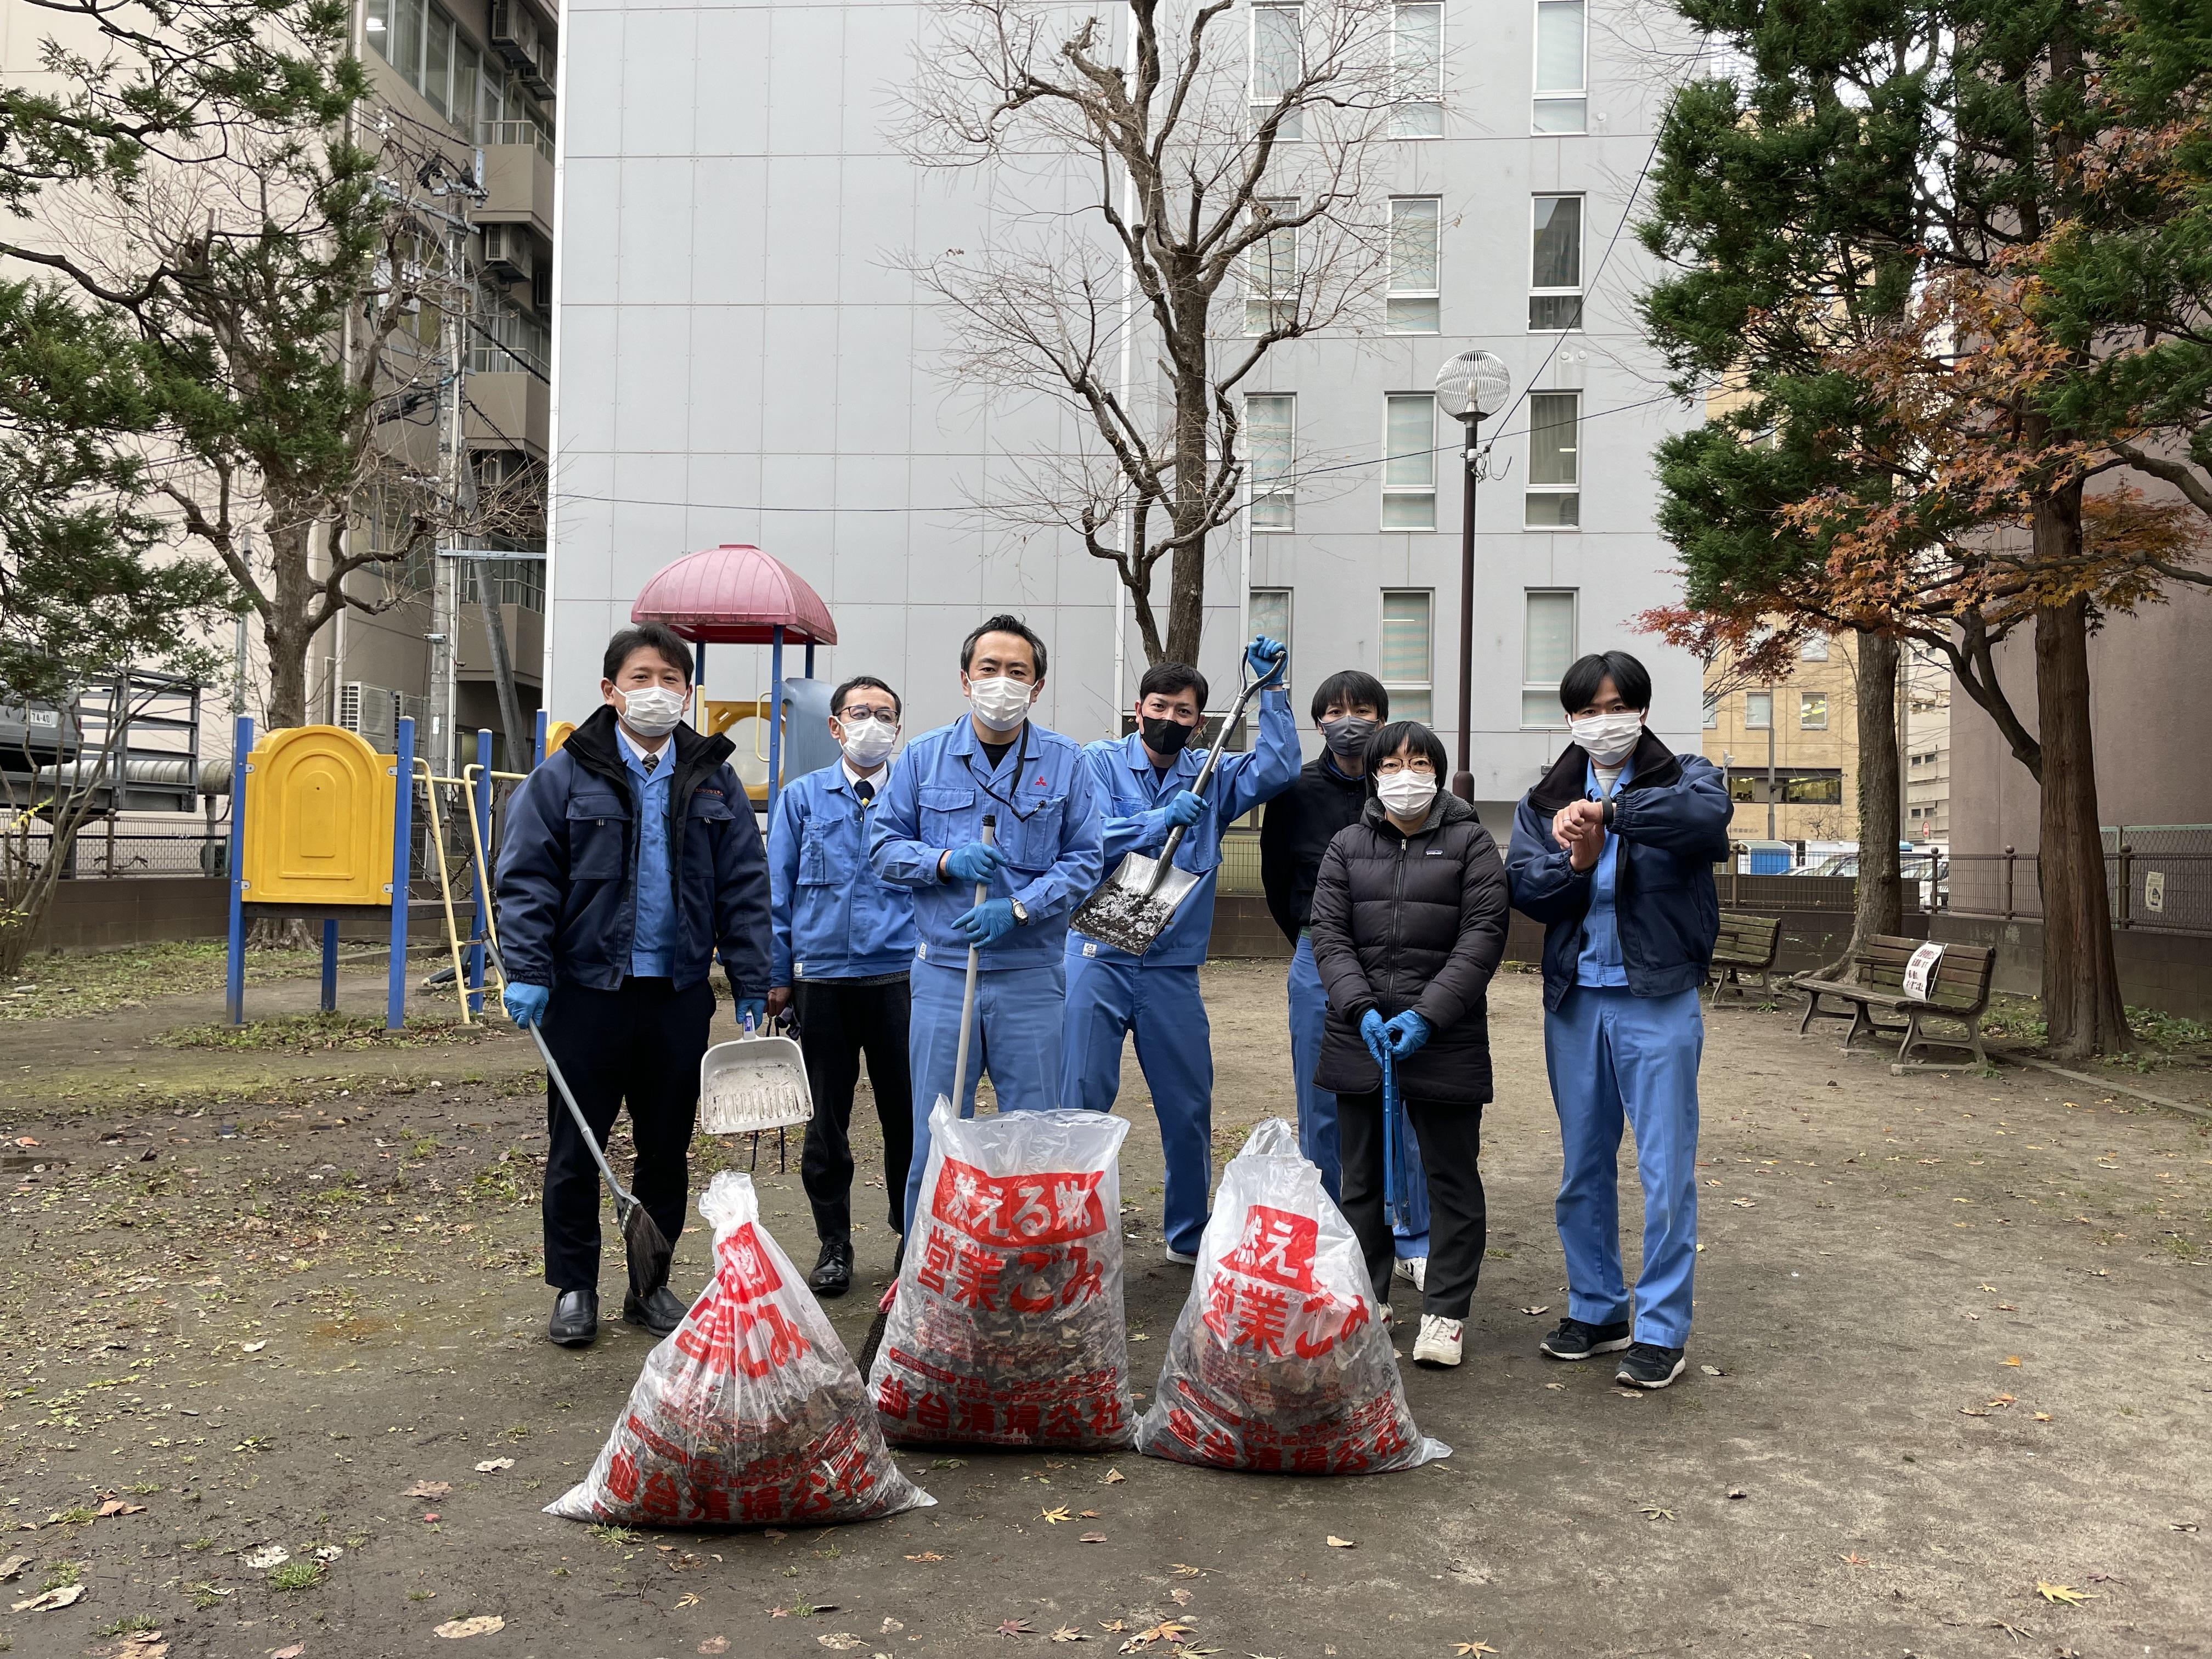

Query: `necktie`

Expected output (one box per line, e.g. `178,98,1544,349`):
854,778,875,806
642,749,659,775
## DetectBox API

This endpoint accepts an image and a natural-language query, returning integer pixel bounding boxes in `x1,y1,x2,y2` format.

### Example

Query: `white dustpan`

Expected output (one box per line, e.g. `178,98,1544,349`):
698,1032,813,1135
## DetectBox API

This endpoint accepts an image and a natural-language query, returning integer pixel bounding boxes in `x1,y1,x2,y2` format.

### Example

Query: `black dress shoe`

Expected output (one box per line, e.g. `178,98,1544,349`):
809,1237,854,1299
622,1283,690,1337
549,1288,599,1347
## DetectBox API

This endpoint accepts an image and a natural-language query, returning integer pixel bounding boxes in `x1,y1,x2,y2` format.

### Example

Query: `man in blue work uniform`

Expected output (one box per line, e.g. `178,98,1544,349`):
767,674,916,1299
1506,650,1731,1390
498,622,771,1348
870,614,1104,1231
1060,639,1297,1261
1258,669,1432,1285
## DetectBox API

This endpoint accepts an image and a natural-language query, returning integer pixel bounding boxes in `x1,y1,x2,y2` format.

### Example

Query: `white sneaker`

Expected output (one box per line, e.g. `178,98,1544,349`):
1164,1248,1197,1266
1393,1255,1428,1292
1413,1314,1463,1368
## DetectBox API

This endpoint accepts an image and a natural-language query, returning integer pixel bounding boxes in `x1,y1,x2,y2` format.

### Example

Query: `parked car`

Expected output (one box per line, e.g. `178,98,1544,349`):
1796,847,1948,907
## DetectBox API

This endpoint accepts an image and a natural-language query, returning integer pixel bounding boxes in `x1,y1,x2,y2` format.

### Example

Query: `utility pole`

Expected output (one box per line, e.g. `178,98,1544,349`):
1765,684,1778,842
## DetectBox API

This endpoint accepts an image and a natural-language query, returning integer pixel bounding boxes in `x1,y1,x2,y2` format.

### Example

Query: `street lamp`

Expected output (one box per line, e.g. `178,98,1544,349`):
1434,350,1511,804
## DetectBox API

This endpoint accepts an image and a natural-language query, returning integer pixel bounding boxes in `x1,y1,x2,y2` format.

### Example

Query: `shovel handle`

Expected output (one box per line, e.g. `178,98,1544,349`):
951,814,994,1118
485,939,638,1218
1149,669,1266,883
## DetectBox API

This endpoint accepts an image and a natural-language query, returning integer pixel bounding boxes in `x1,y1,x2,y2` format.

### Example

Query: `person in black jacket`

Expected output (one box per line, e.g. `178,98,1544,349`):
1256,671,1433,1288
1506,651,1732,1392
496,623,771,1349
1307,720,1509,1370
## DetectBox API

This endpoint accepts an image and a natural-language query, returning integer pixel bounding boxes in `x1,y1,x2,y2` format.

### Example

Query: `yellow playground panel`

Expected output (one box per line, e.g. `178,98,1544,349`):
703,698,774,808
545,719,576,755
239,725,397,905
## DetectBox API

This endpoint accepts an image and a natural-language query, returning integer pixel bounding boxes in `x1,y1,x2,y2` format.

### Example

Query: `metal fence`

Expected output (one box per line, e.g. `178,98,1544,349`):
1949,842,2212,938
13,829,227,879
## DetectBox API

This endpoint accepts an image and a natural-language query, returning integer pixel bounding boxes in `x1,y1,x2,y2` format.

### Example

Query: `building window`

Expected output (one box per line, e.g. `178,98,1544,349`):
367,0,492,135
1248,589,1293,680
1390,3,1443,137
1525,391,1579,527
1382,395,1436,531
1801,692,1827,729
1379,590,1433,724
1800,631,1830,661
1246,197,1299,334
1745,690,1773,729
1530,194,1584,330
1702,694,1718,729
1522,589,1576,727
1252,4,1305,139
1727,768,1843,805
1248,394,1296,529
1387,198,1441,332
1533,0,1586,132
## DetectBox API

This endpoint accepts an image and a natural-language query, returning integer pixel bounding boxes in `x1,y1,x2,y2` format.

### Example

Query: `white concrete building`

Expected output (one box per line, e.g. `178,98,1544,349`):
546,0,1701,828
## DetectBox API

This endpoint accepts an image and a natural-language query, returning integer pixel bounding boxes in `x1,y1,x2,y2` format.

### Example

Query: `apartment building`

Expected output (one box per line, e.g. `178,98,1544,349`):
1700,632,1863,846
546,0,1703,826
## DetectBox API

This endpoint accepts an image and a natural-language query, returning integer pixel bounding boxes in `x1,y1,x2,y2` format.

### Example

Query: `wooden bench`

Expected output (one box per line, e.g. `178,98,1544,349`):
1707,912,1784,1005
1783,935,1996,1065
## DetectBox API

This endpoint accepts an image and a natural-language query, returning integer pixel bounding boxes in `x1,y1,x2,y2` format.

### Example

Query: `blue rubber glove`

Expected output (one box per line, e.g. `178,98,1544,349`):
953,898,1019,946
504,982,550,1029
943,842,1003,883
737,996,767,1032
1161,789,1208,829
1383,1009,1432,1059
1244,634,1288,687
1359,1008,1390,1065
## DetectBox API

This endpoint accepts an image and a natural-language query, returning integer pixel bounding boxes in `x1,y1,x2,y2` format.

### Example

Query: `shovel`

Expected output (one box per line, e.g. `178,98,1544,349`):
487,941,674,1307
1069,669,1266,956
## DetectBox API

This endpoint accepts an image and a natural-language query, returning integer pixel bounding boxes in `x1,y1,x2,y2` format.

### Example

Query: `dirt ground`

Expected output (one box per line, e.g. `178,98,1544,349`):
1,956,2208,1659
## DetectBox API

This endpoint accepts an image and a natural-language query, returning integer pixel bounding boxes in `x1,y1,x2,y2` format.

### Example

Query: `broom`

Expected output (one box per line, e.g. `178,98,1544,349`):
488,942,674,1307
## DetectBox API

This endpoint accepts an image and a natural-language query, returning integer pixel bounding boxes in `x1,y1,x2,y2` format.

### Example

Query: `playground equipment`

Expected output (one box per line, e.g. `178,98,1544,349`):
630,543,837,819
225,712,553,1031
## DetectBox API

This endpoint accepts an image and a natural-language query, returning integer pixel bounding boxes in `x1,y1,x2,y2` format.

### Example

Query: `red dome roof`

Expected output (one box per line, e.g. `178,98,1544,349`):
629,544,838,645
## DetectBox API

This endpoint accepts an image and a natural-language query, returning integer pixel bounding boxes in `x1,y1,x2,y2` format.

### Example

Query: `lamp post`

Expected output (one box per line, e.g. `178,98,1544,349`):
1433,351,1511,804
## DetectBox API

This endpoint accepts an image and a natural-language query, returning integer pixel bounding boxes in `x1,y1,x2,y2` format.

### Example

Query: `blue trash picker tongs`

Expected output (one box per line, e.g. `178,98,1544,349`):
1380,1044,1414,1235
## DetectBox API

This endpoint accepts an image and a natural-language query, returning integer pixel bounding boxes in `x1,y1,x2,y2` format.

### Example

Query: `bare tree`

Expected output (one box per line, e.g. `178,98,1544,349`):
901,0,1414,665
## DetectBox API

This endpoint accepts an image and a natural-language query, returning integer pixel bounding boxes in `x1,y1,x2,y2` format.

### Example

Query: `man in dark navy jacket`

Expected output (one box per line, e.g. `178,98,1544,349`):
1507,650,1731,1392
496,622,771,1348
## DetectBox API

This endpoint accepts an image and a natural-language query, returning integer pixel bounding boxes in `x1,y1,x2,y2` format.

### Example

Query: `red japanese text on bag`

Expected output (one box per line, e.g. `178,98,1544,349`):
1136,1118,1449,1475
546,1172,933,1528
870,1102,1136,1449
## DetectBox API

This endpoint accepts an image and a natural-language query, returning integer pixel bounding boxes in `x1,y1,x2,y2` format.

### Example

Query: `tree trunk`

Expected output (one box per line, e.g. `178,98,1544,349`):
1845,630,1903,955
2033,588,2132,1057
263,519,317,730
1162,343,1210,668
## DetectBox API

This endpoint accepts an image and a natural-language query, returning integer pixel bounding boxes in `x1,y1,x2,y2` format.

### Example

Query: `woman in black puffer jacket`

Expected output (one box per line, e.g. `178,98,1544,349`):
1308,720,1509,1369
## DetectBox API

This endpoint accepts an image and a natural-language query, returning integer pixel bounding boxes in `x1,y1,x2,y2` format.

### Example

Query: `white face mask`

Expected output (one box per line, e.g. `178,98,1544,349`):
1376,770,1437,819
1570,710,1644,766
838,716,898,769
966,675,1034,733
617,684,686,741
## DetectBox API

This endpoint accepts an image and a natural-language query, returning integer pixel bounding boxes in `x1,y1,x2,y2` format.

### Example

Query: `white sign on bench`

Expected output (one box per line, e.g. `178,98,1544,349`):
1901,941,1946,1001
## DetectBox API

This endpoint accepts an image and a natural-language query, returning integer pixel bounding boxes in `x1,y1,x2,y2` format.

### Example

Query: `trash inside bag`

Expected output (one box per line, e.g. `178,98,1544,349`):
1136,1118,1450,1474
870,1101,1137,1449
546,1172,933,1527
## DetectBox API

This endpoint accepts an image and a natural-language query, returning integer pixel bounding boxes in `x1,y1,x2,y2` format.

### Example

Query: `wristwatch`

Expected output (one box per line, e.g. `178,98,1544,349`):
1010,898,1030,926
1600,798,1618,830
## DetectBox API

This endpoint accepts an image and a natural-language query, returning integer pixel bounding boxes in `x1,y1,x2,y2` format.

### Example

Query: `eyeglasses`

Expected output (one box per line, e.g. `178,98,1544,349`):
1375,757,1436,775
836,707,899,727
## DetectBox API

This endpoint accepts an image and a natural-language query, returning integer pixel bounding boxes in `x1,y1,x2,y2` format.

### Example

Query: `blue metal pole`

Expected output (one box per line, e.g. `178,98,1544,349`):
320,917,339,1013
224,715,252,1027
804,639,815,680
388,716,415,1031
533,707,548,769
766,623,785,822
468,727,492,1015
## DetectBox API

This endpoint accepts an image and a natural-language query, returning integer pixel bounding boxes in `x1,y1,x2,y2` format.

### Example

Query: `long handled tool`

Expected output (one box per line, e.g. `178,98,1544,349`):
1069,667,1266,956
487,941,673,1305
857,813,997,1375
1381,1045,1412,1239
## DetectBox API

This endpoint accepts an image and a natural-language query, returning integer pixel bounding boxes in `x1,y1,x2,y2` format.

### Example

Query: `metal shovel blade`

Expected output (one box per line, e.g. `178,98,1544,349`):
1070,853,1204,956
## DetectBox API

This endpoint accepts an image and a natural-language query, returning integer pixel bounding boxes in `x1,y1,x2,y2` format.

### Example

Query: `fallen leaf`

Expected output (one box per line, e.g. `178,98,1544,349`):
2170,1521,2200,1533
2003,1355,2022,1367
674,1592,701,1609
1730,1198,1757,1208
1051,1628,1091,1644
241,1340,268,1353
1960,1407,1991,1418
243,1544,291,1570
273,1646,306,1658
1079,1532,1108,1544
906,1551,946,1562
1453,1645,1500,1657
1097,1622,1129,1633
818,1638,864,1652
2087,1572,2125,1584
1170,1564,1203,1578
403,1481,451,1499
1639,1506,1675,1522
95,1500,146,1517
1169,1589,1193,1606
1978,1284,1999,1292
1840,1553,1869,1565
881,1619,905,1634
1726,1487,1748,1500
0,1554,29,1581
433,1615,507,1638
2034,1581,2094,1606
1041,1506,1073,1524
1079,1510,1101,1519
1987,1394,2017,1407
474,1458,515,1474
1517,1305,1549,1316
2034,1413,2054,1422
1101,1469,1126,1485
1325,1536,1356,1548
699,1641,730,1656
422,1513,442,1523
313,1544,344,1562
12,1583,84,1611
1699,1364,1725,1376
999,1618,1036,1636
763,1530,787,1542
1543,1381,1565,1390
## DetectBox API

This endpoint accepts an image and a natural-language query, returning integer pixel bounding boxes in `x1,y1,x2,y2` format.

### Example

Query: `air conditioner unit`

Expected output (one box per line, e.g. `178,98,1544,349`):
339,682,400,749
479,223,534,285
488,1,540,72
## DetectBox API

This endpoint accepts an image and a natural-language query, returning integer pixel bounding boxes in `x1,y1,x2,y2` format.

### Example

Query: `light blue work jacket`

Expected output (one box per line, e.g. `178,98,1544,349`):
768,760,917,985
1068,687,1301,968
869,715,1105,972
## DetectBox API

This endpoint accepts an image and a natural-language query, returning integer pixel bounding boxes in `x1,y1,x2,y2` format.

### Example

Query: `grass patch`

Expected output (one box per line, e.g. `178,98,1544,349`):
268,1559,324,1592
41,1560,83,1592
2,938,332,1022
154,1010,495,1053
95,1616,162,1637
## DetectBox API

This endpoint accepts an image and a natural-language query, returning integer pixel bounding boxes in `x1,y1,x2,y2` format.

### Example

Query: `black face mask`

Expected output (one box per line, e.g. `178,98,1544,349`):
1321,715,1376,758
1141,715,1198,756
